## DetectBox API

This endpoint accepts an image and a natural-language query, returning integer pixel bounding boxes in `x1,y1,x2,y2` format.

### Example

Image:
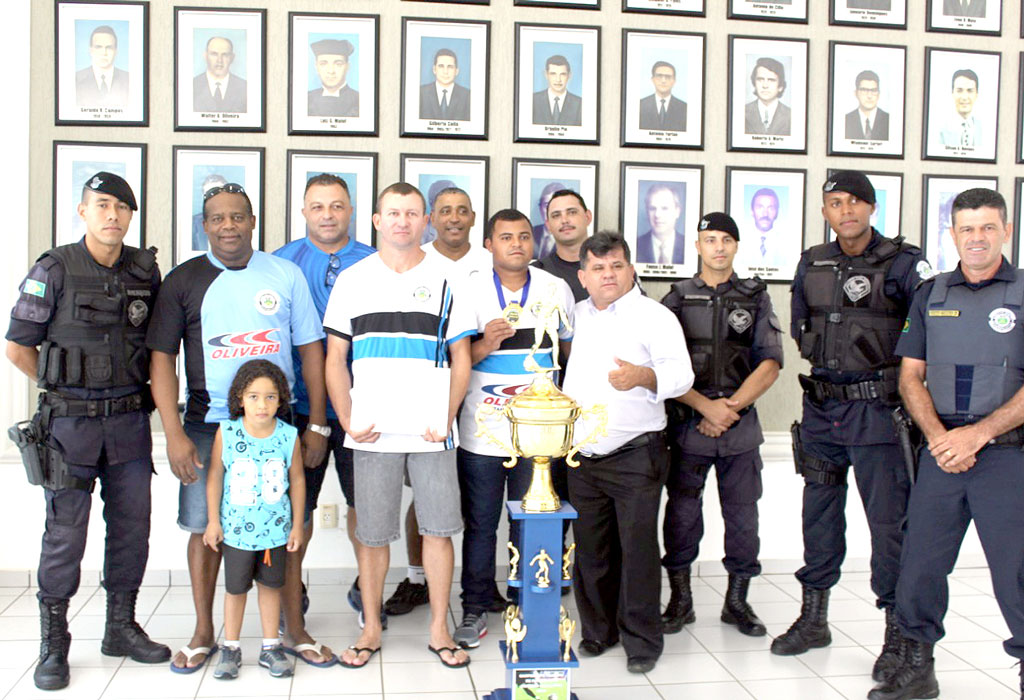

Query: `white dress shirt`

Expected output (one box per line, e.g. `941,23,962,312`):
758,99,779,127
204,72,233,99
562,285,693,456
652,235,676,265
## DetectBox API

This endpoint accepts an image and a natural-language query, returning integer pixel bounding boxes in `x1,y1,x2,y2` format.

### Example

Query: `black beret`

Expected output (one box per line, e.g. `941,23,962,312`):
84,171,137,211
823,170,875,205
311,39,354,57
697,211,740,241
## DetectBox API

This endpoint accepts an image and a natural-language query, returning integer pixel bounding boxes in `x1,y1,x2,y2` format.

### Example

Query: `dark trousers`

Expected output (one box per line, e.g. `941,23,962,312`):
896,447,1024,660
37,455,153,602
662,448,763,577
796,441,909,608
456,448,568,612
569,434,669,660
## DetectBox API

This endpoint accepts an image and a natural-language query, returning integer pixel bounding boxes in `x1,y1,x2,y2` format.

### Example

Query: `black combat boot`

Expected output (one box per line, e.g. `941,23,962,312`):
34,599,71,690
662,569,695,634
100,590,171,663
770,586,831,655
867,638,939,700
872,607,904,682
720,574,766,637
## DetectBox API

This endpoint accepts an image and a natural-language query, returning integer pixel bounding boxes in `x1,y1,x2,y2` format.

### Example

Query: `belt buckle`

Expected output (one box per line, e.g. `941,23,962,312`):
86,401,99,418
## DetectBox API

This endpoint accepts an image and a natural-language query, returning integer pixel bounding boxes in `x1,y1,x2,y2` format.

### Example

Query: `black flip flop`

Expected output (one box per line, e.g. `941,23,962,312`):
339,645,379,669
428,644,471,668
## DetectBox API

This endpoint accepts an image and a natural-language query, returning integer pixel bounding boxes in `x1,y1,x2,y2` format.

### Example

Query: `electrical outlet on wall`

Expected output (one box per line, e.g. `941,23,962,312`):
319,503,338,529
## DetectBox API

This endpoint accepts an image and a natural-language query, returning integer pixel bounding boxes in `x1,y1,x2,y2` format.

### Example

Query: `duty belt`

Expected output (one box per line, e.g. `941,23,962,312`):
41,392,144,418
799,373,897,404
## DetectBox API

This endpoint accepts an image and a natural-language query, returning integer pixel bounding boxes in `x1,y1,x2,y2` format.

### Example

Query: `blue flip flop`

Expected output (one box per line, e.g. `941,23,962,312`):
283,642,338,668
169,644,218,674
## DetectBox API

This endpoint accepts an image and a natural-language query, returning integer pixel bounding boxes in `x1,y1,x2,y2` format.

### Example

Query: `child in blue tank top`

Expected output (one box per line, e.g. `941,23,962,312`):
203,360,306,679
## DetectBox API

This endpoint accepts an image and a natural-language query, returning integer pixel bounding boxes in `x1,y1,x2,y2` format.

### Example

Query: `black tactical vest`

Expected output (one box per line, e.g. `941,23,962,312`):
667,277,764,395
37,243,157,391
797,236,909,372
924,272,1024,419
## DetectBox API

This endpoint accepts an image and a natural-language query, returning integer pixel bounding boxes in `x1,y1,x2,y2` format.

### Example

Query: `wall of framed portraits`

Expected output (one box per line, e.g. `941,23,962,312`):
24,0,1024,442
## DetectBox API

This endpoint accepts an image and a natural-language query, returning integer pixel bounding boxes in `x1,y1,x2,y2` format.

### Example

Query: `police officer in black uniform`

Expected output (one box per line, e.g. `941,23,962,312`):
869,188,1024,700
773,172,927,683
5,173,169,690
660,212,784,637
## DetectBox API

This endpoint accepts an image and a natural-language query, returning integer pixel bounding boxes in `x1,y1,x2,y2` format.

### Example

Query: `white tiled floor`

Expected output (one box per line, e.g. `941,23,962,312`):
0,567,1019,700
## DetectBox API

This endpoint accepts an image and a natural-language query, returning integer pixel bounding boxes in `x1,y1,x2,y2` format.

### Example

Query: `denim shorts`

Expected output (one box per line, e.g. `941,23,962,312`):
354,449,463,547
177,422,218,534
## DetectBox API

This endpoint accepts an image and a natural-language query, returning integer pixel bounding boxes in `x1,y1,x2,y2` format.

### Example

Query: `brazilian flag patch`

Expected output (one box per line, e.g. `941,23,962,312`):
22,279,46,298
901,319,910,333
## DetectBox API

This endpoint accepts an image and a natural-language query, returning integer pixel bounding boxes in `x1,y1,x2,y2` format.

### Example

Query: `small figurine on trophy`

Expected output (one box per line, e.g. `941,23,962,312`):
559,615,577,662
505,610,527,663
508,541,520,580
562,542,576,580
530,548,555,588
525,283,573,372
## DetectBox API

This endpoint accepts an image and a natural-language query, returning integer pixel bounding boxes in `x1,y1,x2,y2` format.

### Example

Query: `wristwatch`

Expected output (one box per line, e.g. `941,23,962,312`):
308,423,332,437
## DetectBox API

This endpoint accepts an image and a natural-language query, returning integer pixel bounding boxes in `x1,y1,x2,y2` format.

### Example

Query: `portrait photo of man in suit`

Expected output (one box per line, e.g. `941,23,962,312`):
307,38,358,118
193,35,247,113
190,173,227,252
532,54,582,126
636,184,685,265
943,0,985,17
844,70,889,141
75,25,129,107
419,48,470,121
743,57,791,136
532,181,564,259
742,186,789,270
938,69,981,148
638,61,687,132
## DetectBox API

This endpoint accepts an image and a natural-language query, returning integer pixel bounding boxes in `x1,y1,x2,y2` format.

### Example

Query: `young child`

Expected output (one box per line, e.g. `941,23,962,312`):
203,359,306,679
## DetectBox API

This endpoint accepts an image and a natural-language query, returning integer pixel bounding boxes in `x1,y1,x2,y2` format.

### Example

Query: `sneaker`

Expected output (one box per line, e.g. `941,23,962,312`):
258,645,293,678
453,612,488,649
383,578,430,616
212,646,242,680
347,578,388,630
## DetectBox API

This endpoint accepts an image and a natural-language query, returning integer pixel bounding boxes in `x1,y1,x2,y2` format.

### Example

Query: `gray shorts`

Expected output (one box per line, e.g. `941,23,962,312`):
354,450,463,547
178,422,218,534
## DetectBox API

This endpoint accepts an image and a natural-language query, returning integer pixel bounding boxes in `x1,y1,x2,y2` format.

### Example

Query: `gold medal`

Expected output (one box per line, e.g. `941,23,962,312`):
503,302,523,326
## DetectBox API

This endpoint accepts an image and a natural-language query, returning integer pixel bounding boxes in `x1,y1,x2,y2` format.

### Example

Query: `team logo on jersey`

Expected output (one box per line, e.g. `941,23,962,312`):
988,307,1016,334
728,309,753,334
413,286,432,303
916,260,937,281
127,299,148,327
843,275,871,302
208,329,282,360
255,290,280,315
479,382,531,406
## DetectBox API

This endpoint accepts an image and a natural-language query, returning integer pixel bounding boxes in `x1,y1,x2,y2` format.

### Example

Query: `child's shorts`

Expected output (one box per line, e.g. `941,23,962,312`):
221,543,287,594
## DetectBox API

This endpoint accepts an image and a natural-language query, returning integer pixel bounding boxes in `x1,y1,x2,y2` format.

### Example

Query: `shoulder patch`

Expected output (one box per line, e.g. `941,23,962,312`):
22,279,46,298
916,260,937,281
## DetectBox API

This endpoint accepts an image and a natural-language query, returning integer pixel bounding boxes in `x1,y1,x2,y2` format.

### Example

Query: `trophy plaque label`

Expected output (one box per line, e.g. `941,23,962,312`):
513,668,570,700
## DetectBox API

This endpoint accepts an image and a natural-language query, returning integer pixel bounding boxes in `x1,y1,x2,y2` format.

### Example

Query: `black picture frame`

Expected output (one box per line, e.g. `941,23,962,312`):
400,154,490,248
622,0,705,15
1017,53,1024,164
1015,177,1024,265
822,169,904,241
620,29,706,150
287,12,380,137
52,140,147,248
173,6,267,132
403,0,489,4
513,22,601,145
921,174,999,271
725,166,807,283
399,17,490,140
728,0,808,23
829,0,907,28
285,150,378,247
925,0,1002,35
827,40,907,159
511,158,600,259
922,47,1000,163
55,0,149,126
515,0,599,7
171,145,265,265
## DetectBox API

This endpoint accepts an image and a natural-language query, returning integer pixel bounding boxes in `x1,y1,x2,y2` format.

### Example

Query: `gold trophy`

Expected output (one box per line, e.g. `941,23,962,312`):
476,283,608,513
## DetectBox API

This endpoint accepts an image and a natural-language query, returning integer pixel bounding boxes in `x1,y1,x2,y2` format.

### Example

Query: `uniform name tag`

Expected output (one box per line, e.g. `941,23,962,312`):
928,310,960,317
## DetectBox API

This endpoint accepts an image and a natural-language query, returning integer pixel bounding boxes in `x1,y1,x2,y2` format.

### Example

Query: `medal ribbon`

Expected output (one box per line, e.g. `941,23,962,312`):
493,269,531,310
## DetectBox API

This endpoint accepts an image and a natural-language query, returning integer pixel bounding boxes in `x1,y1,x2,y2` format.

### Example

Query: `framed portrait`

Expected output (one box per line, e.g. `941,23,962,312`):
620,30,705,149
926,0,1001,34
827,41,906,158
514,23,600,144
725,167,806,282
1018,54,1024,164
830,0,907,28
729,0,808,23
55,1,148,126
824,170,903,241
400,18,490,139
285,150,377,247
52,141,146,248
403,0,489,3
512,158,599,260
727,36,809,153
288,13,379,136
516,0,599,6
1015,178,1024,265
922,48,1000,163
172,146,264,265
400,154,489,248
623,0,704,14
619,162,703,280
174,7,265,131
922,175,1000,271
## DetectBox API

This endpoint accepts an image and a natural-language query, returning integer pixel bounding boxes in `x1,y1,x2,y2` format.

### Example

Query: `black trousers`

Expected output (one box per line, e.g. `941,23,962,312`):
37,455,153,602
568,433,669,660
662,448,763,577
896,446,1024,660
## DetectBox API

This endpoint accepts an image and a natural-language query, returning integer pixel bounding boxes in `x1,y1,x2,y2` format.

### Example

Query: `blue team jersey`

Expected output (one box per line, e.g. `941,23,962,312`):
272,236,375,417
146,250,324,424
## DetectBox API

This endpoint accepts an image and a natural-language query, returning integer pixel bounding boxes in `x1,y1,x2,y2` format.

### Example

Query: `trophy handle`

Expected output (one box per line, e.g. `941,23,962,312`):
474,403,518,468
565,404,609,468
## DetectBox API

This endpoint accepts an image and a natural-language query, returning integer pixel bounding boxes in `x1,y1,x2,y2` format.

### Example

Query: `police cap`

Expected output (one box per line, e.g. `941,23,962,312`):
823,170,875,205
697,212,740,241
84,172,137,211
311,39,354,58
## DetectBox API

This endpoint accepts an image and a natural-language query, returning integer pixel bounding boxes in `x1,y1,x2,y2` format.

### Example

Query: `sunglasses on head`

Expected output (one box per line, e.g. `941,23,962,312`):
203,183,246,201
